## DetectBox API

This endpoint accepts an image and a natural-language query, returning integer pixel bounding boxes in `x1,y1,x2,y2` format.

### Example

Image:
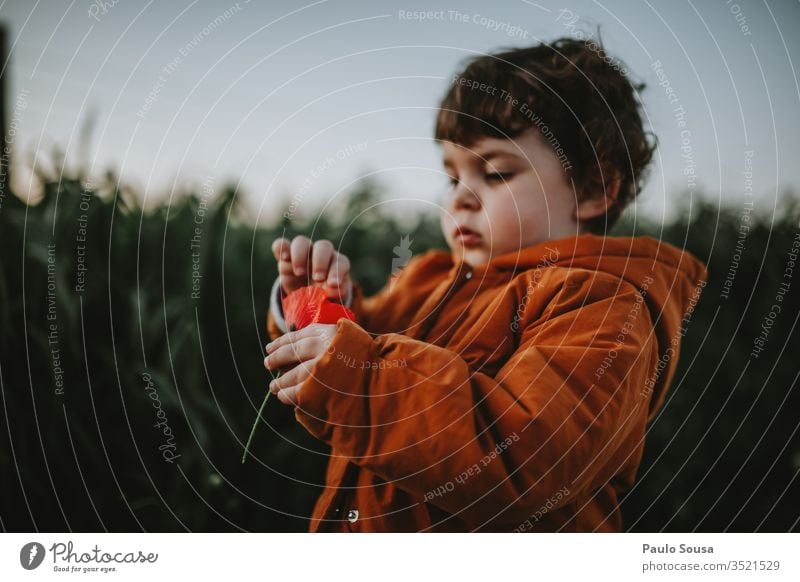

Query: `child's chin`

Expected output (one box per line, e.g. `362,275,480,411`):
453,247,489,267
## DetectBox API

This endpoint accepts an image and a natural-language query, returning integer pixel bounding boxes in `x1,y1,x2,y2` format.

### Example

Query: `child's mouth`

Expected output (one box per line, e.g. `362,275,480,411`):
454,226,482,247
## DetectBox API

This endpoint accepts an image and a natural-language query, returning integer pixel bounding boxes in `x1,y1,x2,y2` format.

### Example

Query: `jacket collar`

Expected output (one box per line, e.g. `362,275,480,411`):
448,233,592,279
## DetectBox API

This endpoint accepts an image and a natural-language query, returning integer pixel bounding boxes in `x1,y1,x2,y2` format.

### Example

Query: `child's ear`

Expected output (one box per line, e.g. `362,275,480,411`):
574,176,621,221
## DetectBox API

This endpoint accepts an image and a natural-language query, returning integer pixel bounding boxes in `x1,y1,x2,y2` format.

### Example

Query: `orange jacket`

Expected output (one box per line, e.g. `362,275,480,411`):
267,233,708,532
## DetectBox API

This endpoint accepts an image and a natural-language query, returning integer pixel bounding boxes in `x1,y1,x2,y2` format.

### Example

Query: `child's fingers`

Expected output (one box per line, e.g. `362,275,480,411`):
266,326,310,354
311,240,335,283
264,337,315,372
276,384,301,406
325,252,351,301
327,252,350,287
272,237,348,296
271,237,291,263
290,235,312,276
276,260,305,295
273,237,305,293
269,360,312,396
277,255,301,281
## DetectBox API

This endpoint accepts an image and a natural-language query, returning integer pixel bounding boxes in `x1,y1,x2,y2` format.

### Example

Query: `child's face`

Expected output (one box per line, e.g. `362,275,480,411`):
440,130,584,267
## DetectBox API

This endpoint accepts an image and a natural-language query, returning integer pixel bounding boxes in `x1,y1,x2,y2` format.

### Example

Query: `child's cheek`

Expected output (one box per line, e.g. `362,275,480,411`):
484,203,511,237
440,214,455,246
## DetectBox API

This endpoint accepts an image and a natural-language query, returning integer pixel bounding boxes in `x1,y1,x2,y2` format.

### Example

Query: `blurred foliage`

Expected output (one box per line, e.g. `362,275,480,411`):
0,164,798,532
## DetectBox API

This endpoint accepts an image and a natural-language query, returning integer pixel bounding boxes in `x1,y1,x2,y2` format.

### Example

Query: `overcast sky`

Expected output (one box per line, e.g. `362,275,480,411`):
3,0,799,225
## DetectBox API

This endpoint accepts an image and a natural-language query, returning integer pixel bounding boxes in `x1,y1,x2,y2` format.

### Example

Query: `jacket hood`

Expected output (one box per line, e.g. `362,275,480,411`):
451,233,709,417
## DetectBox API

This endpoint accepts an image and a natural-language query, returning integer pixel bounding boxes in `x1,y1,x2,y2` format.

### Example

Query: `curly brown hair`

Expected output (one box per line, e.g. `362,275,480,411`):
434,37,657,233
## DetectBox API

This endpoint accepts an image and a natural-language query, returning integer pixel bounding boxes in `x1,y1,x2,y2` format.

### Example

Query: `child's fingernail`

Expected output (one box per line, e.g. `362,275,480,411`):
295,267,306,275
329,276,340,285
281,252,290,261
266,342,273,352
313,271,325,281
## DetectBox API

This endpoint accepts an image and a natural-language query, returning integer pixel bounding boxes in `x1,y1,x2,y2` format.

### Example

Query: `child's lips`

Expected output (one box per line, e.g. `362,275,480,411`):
454,226,482,247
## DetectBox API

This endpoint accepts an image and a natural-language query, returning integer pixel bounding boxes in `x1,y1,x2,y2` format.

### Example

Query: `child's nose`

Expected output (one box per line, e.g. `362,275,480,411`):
452,183,481,210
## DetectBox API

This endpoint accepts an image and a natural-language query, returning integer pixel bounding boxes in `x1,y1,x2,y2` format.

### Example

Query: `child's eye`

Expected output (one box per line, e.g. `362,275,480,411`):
448,176,459,187
485,172,514,183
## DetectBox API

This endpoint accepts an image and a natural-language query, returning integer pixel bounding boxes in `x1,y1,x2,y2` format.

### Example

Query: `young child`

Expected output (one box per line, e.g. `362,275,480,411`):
263,37,707,532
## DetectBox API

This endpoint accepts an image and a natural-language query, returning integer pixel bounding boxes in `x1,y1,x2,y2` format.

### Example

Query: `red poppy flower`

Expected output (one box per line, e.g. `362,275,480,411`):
243,286,356,463
282,286,356,331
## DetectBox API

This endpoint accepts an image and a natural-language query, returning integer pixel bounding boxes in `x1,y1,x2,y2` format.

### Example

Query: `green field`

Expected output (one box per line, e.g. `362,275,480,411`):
1,166,798,531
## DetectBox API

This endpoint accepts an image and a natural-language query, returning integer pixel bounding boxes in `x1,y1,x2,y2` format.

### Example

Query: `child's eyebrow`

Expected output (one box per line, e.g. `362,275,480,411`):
481,151,519,162
443,151,518,167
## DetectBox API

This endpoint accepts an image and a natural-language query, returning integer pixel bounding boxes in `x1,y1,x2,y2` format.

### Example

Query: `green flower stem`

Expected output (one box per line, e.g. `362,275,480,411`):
241,371,281,464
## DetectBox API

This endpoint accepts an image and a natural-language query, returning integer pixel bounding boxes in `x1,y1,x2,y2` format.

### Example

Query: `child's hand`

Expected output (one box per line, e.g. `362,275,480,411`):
271,235,352,303
264,323,337,405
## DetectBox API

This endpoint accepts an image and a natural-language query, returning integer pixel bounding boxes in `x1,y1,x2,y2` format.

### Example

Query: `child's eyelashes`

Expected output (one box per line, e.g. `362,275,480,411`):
447,173,514,186
485,172,514,183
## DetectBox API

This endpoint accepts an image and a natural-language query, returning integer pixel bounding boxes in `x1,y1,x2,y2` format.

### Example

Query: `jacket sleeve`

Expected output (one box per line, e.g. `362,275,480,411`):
293,271,658,527
344,250,447,334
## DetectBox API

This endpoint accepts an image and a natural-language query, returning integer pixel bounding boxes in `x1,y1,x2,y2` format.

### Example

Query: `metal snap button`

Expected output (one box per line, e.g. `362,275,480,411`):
465,271,473,280
347,509,359,523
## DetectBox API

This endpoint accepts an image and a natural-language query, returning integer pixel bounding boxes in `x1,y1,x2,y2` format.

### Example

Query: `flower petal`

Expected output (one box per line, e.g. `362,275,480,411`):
315,301,356,325
282,286,326,329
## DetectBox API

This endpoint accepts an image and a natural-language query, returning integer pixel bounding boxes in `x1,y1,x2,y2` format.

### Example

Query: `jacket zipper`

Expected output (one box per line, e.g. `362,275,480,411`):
321,265,476,529
413,265,474,341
